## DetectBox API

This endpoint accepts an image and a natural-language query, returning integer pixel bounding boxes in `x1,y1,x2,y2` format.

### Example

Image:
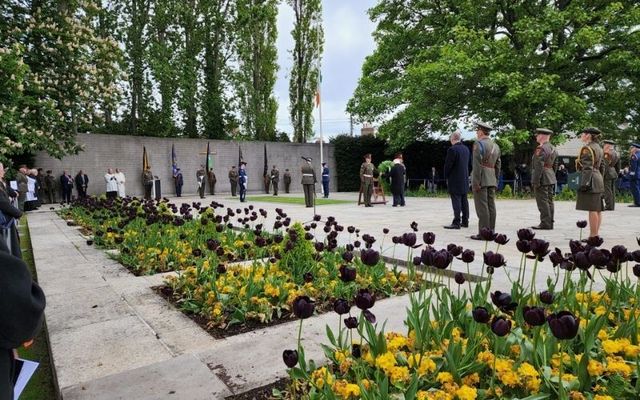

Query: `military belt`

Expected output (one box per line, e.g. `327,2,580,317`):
322,174,329,176
303,174,314,176
480,163,494,168
363,174,373,177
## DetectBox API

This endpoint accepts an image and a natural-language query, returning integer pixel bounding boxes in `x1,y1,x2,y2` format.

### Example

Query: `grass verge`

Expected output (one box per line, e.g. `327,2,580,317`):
16,217,58,400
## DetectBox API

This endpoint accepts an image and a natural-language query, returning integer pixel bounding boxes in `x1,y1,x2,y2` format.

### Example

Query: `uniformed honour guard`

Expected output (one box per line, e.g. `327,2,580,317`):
602,140,620,210
531,128,558,230
575,128,605,238
301,157,316,208
16,165,28,211
270,165,279,196
360,154,374,207
208,168,217,195
283,169,292,193
174,168,184,197
239,162,248,202
630,143,640,207
44,170,57,204
142,167,154,200
470,122,502,240
196,165,206,199
321,162,330,198
229,166,238,196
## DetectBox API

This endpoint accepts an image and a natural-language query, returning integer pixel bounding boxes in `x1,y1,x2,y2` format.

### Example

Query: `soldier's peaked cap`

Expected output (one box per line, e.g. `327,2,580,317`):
632,143,640,149
603,140,616,145
301,157,312,162
535,128,553,135
581,127,602,135
475,121,493,131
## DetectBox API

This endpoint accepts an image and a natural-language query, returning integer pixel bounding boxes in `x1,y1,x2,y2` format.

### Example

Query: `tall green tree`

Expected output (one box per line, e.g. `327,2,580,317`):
176,0,201,137
201,0,234,139
234,0,279,141
348,1,640,149
288,0,323,143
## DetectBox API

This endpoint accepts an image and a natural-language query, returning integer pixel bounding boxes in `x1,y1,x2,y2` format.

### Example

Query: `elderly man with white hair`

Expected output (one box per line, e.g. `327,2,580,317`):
443,130,471,229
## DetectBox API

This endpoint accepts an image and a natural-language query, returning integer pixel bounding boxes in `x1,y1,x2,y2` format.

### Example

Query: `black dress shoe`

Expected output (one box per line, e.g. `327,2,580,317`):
629,204,640,207
444,224,460,229
531,225,553,230
461,223,469,228
470,234,483,240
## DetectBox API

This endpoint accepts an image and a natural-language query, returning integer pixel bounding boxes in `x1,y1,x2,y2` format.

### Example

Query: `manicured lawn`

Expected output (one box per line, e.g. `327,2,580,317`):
229,195,353,205
16,218,57,400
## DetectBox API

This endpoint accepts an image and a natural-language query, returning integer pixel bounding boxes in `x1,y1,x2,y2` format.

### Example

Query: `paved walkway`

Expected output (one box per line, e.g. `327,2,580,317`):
28,193,640,399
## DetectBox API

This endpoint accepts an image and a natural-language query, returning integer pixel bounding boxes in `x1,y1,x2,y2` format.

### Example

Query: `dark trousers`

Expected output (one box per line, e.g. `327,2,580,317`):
603,179,616,210
473,186,496,232
362,181,373,206
631,179,640,205
46,190,56,203
106,191,118,200
230,181,237,196
175,184,182,197
284,182,290,193
303,184,314,207
62,187,72,203
392,190,405,206
450,193,469,225
144,184,152,200
209,182,215,195
534,185,554,227
0,349,15,400
239,184,246,202
272,181,278,195
198,184,205,199
322,180,329,198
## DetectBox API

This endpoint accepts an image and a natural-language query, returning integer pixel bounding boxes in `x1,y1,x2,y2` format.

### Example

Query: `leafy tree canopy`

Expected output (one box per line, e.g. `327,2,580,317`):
348,0,640,150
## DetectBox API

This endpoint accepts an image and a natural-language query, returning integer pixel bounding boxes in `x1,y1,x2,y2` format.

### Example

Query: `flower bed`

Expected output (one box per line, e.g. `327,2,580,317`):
59,197,430,333
277,227,640,399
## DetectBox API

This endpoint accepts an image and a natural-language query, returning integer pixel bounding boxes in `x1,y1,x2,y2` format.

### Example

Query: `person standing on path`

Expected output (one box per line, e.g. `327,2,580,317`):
389,153,406,207
629,144,640,207
142,167,154,200
321,162,330,198
239,162,248,202
270,165,279,196
301,157,316,208
531,128,558,230
44,170,57,204
208,168,217,195
229,166,238,197
443,131,470,229
602,140,620,210
575,127,605,238
196,165,206,199
470,122,501,240
15,165,28,211
555,164,568,193
283,169,292,193
75,170,89,199
60,171,73,203
104,168,118,199
360,154,374,207
115,168,126,198
174,168,183,197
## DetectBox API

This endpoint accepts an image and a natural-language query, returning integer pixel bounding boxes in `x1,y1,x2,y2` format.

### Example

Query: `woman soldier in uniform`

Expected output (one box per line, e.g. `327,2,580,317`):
575,127,605,238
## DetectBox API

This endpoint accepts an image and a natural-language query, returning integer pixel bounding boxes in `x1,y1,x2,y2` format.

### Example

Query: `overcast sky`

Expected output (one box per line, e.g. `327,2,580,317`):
274,0,378,140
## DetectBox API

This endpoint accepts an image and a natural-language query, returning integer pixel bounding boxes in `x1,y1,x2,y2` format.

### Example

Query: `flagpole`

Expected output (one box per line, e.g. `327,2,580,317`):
317,20,323,168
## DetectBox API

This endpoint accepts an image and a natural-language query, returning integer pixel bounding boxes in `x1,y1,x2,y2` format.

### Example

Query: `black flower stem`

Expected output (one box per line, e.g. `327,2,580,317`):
490,345,498,395
579,227,583,241
516,253,526,290
528,258,540,298
297,319,303,351
585,270,595,320
338,318,343,348
466,263,473,299
558,342,566,400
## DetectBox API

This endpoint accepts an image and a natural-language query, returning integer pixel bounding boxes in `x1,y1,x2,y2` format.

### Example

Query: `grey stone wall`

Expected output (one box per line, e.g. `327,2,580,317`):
34,133,336,197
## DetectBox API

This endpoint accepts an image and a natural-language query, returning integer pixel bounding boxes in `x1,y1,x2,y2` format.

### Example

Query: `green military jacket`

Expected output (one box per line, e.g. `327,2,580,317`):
16,171,28,193
270,168,279,183
360,162,374,183
531,142,558,186
229,169,238,182
471,137,501,188
603,149,620,180
301,163,316,184
576,142,605,193
283,172,291,184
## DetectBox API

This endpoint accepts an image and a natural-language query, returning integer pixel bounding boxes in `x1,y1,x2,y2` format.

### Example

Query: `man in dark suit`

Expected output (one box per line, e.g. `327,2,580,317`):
443,131,470,229
60,171,73,203
389,153,406,207
74,170,89,198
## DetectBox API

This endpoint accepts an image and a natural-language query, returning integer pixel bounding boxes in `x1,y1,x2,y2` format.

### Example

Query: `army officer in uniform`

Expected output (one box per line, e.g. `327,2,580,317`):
470,122,501,240
602,140,620,210
531,128,558,230
301,157,316,208
360,154,374,207
576,127,605,238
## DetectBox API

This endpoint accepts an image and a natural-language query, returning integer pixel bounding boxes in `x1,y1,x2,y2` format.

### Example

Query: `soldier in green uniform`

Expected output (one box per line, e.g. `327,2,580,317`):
602,140,620,211
208,168,217,195
531,128,558,230
360,154,374,207
470,122,501,240
15,165,28,211
283,169,292,193
228,166,238,196
142,166,154,200
301,157,316,208
270,165,280,196
575,127,605,238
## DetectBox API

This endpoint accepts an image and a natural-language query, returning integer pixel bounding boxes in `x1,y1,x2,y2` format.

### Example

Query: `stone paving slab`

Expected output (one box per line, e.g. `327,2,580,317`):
28,195,639,399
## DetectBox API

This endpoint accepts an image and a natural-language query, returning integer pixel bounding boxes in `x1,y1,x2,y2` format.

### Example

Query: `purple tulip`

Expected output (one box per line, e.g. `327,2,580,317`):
586,236,604,247
523,306,546,326
363,310,376,324
360,248,380,266
423,232,436,245
342,251,354,263
632,264,640,278
292,296,315,319
576,220,588,228
454,272,465,285
339,265,357,282
517,228,535,241
483,251,506,268
530,239,550,258
333,299,351,315
402,232,417,247
491,316,512,336
547,311,579,340
539,290,554,304
479,227,496,241
610,245,628,261
588,248,608,267
283,349,299,368
344,316,358,329
472,306,491,323
460,249,475,263
494,233,510,245
354,289,375,310
447,244,463,257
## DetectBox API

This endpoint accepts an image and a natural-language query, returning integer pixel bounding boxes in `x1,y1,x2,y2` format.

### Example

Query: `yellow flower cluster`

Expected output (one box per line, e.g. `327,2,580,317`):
331,379,360,399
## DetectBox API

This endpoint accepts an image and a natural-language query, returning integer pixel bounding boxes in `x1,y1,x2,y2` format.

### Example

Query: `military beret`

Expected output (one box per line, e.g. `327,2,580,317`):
581,127,601,135
603,140,616,145
475,121,494,132
301,157,311,162
240,161,247,166
321,162,326,166
535,128,553,135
